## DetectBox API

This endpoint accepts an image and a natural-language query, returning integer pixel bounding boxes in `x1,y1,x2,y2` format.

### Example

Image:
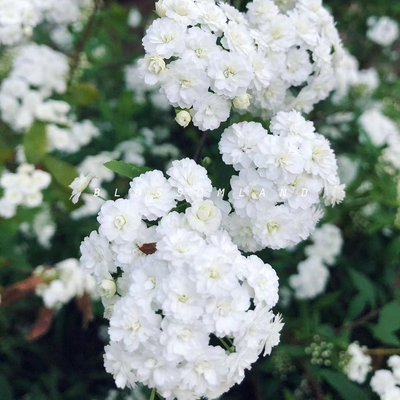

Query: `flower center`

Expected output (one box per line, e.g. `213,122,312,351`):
179,294,189,303
267,221,279,234
114,215,126,229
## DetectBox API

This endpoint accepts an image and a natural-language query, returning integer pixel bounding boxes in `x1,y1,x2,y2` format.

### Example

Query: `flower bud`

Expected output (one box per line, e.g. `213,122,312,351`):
233,93,251,109
155,0,166,17
175,110,191,128
98,279,117,298
148,55,165,75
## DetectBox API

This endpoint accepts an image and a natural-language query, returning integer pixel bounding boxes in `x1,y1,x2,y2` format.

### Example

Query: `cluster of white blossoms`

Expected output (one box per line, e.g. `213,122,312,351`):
343,342,372,384
289,223,342,299
370,356,400,400
0,163,51,219
0,44,69,132
0,0,93,47
219,111,345,251
0,44,101,152
367,16,399,47
138,0,344,130
359,106,400,172
79,158,284,399
333,49,379,104
34,259,96,310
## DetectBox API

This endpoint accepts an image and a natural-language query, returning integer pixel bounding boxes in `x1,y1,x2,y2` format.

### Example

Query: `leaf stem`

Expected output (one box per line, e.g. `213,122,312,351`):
149,388,156,400
194,130,208,163
219,338,234,353
367,348,400,356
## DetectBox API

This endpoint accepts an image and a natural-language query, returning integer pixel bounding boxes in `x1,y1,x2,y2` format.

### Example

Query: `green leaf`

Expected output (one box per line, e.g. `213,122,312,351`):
283,389,296,400
104,160,151,179
67,82,101,106
314,291,341,309
23,121,47,164
373,301,400,346
42,155,79,189
347,293,368,320
348,269,376,307
320,370,371,400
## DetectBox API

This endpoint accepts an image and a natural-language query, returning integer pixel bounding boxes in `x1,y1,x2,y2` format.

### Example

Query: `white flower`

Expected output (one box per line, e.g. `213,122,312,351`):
142,18,186,58
98,279,117,298
252,205,293,249
69,173,95,204
221,21,255,55
181,347,229,397
127,7,141,27
244,255,279,308
98,199,144,243
281,47,313,86
233,93,251,110
160,319,209,362
80,230,116,278
104,342,137,389
161,60,210,108
388,355,400,380
289,257,330,299
129,170,176,221
246,0,279,26
208,51,254,98
175,110,192,128
182,27,220,67
156,228,206,267
344,343,371,384
370,370,397,397
191,93,231,131
159,274,205,322
109,296,162,352
186,200,222,236
367,16,399,47
137,54,166,85
167,158,212,203
197,2,227,33
164,0,200,26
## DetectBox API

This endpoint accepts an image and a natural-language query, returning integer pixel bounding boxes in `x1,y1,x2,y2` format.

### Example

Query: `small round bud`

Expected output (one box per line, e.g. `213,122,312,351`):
233,93,251,110
148,55,165,75
98,279,117,298
155,0,166,17
175,110,191,128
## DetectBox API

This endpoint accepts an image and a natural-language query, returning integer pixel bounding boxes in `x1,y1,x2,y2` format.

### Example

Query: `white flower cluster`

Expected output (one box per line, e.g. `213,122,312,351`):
35,259,96,310
344,342,372,384
0,44,101,152
219,111,345,251
289,223,342,299
0,0,92,46
80,159,284,398
0,164,51,219
47,120,100,154
367,16,399,47
370,356,400,400
359,107,400,172
139,0,344,130
0,44,69,131
333,49,379,104
19,206,56,249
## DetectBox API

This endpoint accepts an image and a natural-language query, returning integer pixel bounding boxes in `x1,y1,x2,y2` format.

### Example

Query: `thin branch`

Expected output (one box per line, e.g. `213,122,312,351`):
194,130,208,163
367,348,400,356
301,361,325,400
67,0,102,86
335,309,379,334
